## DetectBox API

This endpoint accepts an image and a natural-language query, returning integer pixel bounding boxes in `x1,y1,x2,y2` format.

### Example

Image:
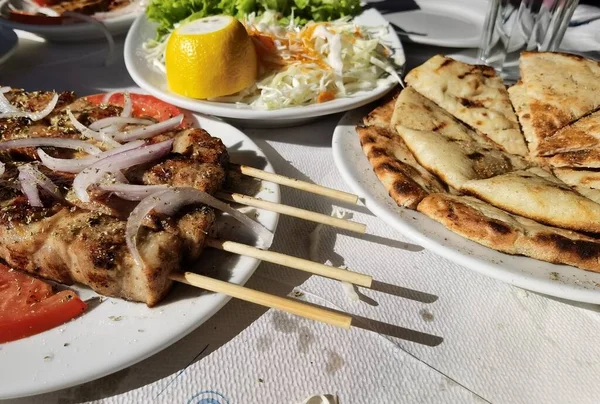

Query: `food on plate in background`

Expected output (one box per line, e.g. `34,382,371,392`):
144,8,402,108
165,16,258,99
2,0,142,25
0,264,87,343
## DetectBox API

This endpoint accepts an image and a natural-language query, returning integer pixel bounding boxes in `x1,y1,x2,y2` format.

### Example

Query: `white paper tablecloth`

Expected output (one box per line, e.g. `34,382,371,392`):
3,5,600,404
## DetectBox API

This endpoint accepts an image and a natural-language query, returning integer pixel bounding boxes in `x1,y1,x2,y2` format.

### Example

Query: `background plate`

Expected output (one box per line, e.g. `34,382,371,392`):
0,112,280,399
383,0,488,48
332,107,600,304
0,3,143,41
124,8,405,126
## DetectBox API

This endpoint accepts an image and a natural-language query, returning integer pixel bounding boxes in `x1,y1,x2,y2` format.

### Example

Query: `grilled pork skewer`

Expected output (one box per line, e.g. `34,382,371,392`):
0,88,370,308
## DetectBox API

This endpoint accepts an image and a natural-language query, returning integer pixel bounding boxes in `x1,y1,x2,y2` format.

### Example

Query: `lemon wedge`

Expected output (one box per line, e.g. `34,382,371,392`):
165,16,257,99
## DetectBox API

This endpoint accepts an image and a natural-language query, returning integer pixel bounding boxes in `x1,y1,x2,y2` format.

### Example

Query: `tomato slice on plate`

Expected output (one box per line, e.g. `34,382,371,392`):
0,264,87,343
85,93,184,123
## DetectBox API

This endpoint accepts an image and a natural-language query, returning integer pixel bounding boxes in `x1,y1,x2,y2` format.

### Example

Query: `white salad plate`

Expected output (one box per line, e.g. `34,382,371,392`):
382,0,488,48
0,113,280,399
124,8,405,127
0,25,17,64
332,107,600,305
0,0,143,42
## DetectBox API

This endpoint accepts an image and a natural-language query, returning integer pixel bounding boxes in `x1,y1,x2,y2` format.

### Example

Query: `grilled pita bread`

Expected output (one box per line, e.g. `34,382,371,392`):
507,81,535,152
404,55,527,156
363,92,398,128
391,87,484,144
418,193,600,273
461,168,600,233
357,124,446,208
519,51,600,154
536,110,600,157
553,168,600,204
392,88,528,189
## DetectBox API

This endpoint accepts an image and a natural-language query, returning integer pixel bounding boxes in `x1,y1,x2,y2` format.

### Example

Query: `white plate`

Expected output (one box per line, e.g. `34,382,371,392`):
0,2,143,42
332,107,600,304
382,0,488,48
0,113,280,399
0,26,17,64
124,8,405,127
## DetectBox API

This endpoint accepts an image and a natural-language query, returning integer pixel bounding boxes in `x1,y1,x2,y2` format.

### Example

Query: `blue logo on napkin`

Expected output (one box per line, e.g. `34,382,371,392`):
187,391,230,404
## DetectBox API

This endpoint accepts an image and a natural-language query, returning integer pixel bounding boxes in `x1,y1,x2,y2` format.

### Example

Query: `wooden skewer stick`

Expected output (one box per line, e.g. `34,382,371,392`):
206,238,373,288
170,272,352,329
231,164,359,205
217,191,366,234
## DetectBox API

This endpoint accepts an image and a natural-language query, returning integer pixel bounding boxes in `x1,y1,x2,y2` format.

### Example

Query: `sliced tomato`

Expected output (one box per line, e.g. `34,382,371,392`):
85,93,184,122
0,264,87,343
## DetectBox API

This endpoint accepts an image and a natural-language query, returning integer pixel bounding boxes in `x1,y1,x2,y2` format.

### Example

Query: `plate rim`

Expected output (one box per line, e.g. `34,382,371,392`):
0,110,281,400
123,8,405,121
332,106,600,304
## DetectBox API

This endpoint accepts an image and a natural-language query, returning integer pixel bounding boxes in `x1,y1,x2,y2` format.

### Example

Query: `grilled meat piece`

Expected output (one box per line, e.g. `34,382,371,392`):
0,194,215,306
0,93,230,305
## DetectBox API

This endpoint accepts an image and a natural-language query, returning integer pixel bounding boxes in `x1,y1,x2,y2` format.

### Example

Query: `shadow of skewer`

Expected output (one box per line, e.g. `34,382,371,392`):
296,299,443,347
370,280,438,304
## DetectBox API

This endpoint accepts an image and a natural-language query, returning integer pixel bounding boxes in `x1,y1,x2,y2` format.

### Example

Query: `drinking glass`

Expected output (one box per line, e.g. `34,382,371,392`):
478,0,579,81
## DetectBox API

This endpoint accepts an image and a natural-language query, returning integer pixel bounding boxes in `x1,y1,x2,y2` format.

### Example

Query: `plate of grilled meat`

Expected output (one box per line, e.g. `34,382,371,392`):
0,88,284,398
0,0,144,41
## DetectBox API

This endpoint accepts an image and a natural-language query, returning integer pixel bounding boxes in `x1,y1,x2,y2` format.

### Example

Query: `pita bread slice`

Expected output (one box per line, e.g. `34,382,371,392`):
460,168,600,233
363,92,398,128
507,81,535,151
391,87,483,143
536,110,600,157
417,193,600,273
404,55,527,156
520,51,600,154
546,149,600,168
357,124,446,209
553,168,600,204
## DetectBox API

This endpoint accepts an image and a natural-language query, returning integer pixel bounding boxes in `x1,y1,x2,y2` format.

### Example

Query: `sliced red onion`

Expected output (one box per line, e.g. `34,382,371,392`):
88,116,153,131
0,162,5,177
99,184,169,201
126,188,274,267
67,109,121,148
0,87,11,93
18,168,42,207
37,140,144,173
114,114,183,142
102,91,118,103
18,164,62,207
121,91,132,118
0,93,58,121
0,138,101,155
73,138,174,202
0,92,20,114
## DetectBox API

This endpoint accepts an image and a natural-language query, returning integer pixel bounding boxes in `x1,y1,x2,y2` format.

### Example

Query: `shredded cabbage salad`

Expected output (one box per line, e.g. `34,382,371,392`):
143,11,403,110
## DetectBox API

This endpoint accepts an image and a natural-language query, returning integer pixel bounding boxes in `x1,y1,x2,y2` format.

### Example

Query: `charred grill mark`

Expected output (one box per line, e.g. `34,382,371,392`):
489,221,511,235
368,147,388,159
467,152,484,160
438,58,454,69
376,162,403,174
91,244,117,270
459,98,484,109
432,122,447,132
536,233,600,260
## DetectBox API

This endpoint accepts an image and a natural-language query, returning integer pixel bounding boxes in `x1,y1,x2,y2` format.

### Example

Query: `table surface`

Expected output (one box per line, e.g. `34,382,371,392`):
3,3,600,404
